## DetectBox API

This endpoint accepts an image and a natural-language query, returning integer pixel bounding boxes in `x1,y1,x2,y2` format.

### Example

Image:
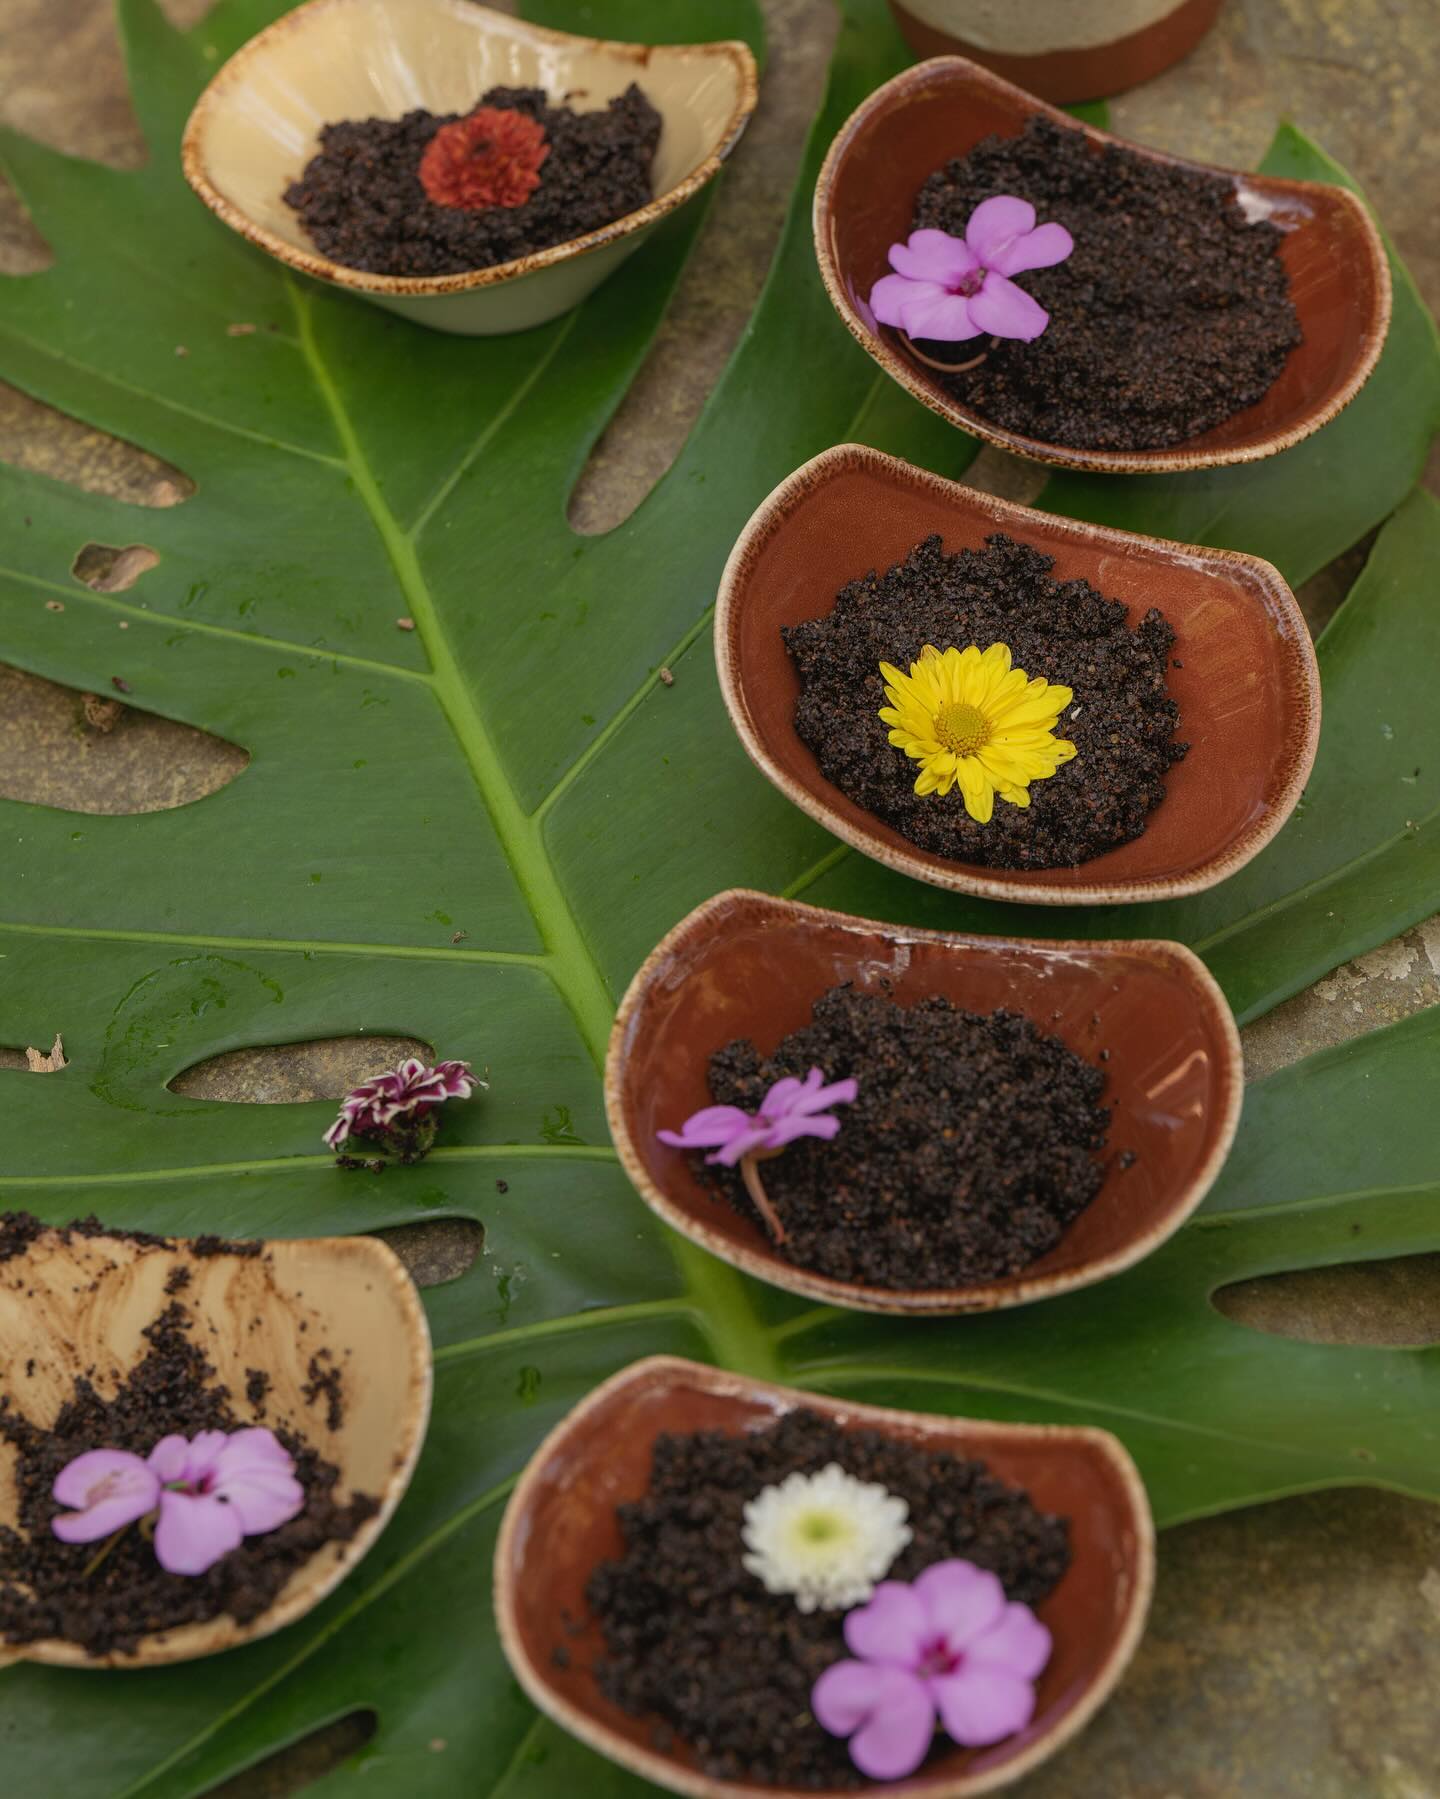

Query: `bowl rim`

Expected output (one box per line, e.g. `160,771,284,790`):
493,1353,1157,1799
603,887,1245,1318
5,1228,433,1669
180,0,760,300
811,53,1393,475
715,442,1323,906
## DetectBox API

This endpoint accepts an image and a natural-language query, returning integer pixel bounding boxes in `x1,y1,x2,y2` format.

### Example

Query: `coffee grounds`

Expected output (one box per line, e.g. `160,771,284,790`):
0,1212,262,1264
785,531,1186,870
588,1407,1070,1787
906,114,1302,450
695,983,1113,1289
284,84,660,277
0,1298,378,1656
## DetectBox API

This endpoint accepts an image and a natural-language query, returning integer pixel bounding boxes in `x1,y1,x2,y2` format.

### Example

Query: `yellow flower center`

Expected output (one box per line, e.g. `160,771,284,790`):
934,700,991,757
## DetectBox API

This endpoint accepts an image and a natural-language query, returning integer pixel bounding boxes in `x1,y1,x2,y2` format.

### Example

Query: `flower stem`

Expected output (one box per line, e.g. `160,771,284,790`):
739,1155,788,1246
80,1522,132,1580
898,331,989,375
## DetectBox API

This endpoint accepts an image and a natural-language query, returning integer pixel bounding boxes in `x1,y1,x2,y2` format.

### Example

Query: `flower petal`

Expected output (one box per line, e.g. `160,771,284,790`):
869,273,938,330
971,1602,1053,1681
965,195,1037,265
968,273,1051,342
765,1111,843,1151
956,760,995,824
791,1072,859,1116
914,1558,1008,1650
707,1124,774,1167
844,1579,930,1665
145,1435,193,1485
215,1466,305,1536
51,1451,159,1542
897,288,983,343
929,1664,1038,1748
154,1490,244,1576
890,228,979,287
656,1106,753,1151
813,1662,936,1779
987,219,1074,277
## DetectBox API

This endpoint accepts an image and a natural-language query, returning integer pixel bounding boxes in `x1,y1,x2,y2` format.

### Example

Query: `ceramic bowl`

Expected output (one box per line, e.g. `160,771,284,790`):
181,0,758,335
605,889,1242,1317
813,55,1391,473
0,1224,431,1667
495,1355,1155,1798
886,0,1223,105
717,444,1320,906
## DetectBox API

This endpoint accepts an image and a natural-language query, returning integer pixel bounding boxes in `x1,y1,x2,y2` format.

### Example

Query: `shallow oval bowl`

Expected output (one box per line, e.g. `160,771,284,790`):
182,0,758,335
813,54,1391,473
605,889,1243,1317
718,443,1320,906
495,1355,1155,1799
0,1224,431,1667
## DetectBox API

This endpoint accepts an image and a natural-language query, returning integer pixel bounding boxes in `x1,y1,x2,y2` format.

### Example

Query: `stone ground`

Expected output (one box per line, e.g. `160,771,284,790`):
2,0,1440,1791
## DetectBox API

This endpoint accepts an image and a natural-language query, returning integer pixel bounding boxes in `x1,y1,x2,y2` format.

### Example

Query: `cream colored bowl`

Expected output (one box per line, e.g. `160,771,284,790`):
181,0,758,334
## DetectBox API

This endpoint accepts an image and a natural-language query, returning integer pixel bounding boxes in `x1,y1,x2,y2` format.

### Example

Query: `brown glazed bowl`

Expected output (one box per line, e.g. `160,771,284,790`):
717,444,1320,907
605,890,1242,1317
495,1356,1155,1798
813,56,1391,473
886,0,1223,106
0,1224,432,1667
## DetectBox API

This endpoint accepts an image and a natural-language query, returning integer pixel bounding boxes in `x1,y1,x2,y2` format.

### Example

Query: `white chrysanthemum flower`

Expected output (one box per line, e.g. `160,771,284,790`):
740,1463,912,1613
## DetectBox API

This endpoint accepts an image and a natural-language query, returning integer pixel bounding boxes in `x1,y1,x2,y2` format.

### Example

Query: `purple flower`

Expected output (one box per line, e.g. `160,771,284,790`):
324,1056,479,1152
870,196,1074,345
811,1560,1052,1780
657,1067,858,1168
51,1427,305,1577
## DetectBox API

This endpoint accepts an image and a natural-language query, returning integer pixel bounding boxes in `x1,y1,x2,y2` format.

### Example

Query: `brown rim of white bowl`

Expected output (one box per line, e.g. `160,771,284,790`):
715,443,1322,907
812,55,1392,475
604,888,1244,1317
181,0,759,299
493,1355,1157,1799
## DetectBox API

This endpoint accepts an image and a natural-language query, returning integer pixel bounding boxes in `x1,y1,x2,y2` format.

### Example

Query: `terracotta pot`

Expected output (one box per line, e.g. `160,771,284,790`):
717,444,1320,906
886,0,1224,104
0,1224,431,1667
605,889,1243,1316
495,1356,1155,1798
182,0,757,335
813,56,1391,473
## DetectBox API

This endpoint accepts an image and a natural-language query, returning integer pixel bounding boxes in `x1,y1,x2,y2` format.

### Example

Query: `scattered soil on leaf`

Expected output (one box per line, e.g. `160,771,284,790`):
588,1406,1070,1787
785,531,1186,870
907,114,1302,451
284,84,660,276
692,983,1116,1289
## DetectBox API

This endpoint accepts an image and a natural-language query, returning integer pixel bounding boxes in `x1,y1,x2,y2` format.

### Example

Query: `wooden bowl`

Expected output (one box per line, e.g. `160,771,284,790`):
181,0,757,336
812,55,1391,473
0,1225,431,1667
717,444,1320,906
605,890,1242,1317
495,1356,1155,1798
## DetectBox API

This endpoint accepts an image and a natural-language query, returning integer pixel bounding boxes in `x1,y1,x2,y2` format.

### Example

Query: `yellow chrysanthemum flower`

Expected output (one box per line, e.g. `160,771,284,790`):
878,642,1077,825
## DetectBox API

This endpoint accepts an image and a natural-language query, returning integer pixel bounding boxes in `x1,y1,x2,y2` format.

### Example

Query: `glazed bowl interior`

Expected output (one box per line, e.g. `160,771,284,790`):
606,890,1242,1316
496,1357,1154,1799
0,1225,431,1667
717,444,1320,906
184,0,755,291
814,56,1391,473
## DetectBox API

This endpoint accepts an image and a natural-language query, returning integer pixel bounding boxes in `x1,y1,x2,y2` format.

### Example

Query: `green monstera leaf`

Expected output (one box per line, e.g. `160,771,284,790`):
2,0,1439,1791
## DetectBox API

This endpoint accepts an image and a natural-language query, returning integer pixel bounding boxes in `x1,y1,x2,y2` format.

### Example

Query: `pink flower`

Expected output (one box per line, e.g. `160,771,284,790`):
657,1067,858,1168
870,196,1074,345
324,1056,479,1151
51,1427,305,1577
811,1560,1052,1780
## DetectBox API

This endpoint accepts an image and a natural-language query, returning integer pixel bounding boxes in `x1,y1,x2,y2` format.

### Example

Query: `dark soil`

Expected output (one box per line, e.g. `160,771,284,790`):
0,1285,378,1657
588,1407,1070,1788
906,114,1302,450
693,983,1114,1289
0,1212,262,1264
785,531,1186,870
284,83,660,277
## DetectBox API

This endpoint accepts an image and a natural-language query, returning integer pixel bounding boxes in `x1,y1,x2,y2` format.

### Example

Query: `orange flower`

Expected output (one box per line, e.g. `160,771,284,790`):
418,106,550,211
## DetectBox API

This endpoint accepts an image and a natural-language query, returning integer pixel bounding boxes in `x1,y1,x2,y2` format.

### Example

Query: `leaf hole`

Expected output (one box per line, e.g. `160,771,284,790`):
168,1035,432,1102
374,1218,486,1289
0,384,194,506
1213,1254,1440,1348
0,663,248,814
71,541,160,592
201,1708,378,1797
